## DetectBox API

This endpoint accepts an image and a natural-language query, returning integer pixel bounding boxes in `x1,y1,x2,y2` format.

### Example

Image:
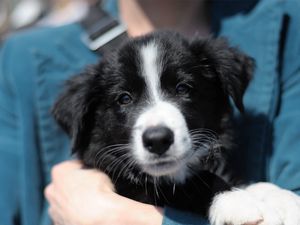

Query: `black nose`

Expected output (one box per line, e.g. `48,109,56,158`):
142,126,174,156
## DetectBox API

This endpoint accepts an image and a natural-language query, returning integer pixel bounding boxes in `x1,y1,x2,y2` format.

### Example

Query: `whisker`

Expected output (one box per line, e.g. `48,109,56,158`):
187,166,212,191
153,177,159,206
156,181,169,204
113,155,136,184
94,143,131,169
110,153,132,180
145,175,148,196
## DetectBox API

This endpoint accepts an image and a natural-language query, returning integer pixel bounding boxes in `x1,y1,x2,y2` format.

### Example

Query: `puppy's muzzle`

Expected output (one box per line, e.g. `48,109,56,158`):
142,126,174,156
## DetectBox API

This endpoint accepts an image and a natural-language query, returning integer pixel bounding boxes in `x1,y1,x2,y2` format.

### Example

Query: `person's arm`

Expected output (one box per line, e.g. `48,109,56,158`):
0,41,21,224
163,208,209,225
267,1,300,192
45,160,164,225
45,161,210,225
268,67,300,195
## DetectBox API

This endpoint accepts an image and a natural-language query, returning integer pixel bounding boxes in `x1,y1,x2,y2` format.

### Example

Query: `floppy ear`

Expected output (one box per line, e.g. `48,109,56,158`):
52,67,100,156
190,38,255,112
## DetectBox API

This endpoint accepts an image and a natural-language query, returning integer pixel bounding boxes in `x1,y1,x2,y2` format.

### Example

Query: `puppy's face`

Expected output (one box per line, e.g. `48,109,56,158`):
53,31,253,183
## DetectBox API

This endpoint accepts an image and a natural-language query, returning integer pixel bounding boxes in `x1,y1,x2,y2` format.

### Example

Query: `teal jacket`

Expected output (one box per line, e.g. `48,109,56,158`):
1,1,300,225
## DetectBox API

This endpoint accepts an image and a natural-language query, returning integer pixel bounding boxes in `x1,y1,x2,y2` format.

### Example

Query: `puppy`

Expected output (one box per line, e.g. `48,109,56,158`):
52,31,253,216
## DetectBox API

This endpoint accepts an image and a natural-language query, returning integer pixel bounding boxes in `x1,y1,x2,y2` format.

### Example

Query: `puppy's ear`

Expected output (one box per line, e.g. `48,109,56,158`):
52,67,100,156
190,38,255,112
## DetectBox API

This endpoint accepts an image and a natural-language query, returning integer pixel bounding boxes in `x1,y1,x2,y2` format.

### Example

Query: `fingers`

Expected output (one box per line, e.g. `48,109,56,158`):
48,206,66,225
44,183,63,210
45,184,66,225
44,184,52,201
45,160,84,215
45,159,116,225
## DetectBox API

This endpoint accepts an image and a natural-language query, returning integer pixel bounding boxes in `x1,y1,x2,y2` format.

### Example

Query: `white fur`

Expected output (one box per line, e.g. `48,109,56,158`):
132,41,192,183
140,42,162,102
209,182,300,225
133,101,192,182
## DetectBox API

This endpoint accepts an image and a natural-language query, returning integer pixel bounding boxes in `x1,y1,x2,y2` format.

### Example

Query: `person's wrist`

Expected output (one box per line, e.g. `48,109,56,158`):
134,203,163,225
118,195,163,225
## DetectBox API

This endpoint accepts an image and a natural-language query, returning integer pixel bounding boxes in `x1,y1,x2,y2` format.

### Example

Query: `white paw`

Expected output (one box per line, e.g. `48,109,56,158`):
209,182,300,225
245,183,300,225
209,188,280,225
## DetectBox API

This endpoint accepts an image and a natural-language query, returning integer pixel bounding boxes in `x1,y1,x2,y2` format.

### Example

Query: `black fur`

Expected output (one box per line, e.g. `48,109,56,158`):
52,31,254,215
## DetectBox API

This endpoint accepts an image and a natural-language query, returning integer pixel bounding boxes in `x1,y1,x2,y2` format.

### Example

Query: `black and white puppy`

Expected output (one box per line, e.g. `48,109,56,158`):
53,30,251,216
52,31,300,224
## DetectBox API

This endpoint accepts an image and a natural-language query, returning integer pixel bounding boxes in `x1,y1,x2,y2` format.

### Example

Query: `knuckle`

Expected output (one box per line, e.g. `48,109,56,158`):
51,164,62,178
44,184,53,199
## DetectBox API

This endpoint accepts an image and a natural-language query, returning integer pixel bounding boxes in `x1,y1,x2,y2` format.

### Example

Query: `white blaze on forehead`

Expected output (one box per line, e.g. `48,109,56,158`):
140,42,162,102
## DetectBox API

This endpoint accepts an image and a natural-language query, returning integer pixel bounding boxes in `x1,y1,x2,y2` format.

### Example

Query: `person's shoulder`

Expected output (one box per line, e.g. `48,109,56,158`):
1,22,96,80
4,23,82,45
0,22,96,103
2,23,83,56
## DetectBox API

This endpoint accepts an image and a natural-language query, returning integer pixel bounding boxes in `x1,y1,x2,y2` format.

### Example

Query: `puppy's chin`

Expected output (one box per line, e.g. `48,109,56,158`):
137,151,194,182
142,160,184,177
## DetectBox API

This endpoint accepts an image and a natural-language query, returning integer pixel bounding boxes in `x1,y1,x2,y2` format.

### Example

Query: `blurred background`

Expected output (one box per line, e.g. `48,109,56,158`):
0,0,101,39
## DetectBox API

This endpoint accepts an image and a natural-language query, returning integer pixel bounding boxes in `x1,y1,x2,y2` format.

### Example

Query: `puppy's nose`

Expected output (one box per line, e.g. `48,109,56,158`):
142,126,174,155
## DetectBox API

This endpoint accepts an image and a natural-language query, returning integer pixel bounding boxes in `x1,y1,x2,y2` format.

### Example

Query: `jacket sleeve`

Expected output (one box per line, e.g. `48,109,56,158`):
267,1,300,195
163,207,210,225
0,41,21,224
268,67,300,195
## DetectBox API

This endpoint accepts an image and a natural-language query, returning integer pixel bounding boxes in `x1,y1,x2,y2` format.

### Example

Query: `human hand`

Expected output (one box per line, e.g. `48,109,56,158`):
45,160,163,225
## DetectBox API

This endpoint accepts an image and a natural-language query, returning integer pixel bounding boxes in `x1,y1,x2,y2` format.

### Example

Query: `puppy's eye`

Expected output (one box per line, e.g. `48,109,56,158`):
176,83,192,95
117,93,133,105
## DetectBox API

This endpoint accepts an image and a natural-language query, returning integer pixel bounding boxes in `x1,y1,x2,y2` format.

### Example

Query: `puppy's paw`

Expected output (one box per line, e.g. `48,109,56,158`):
209,182,300,225
246,183,300,225
209,189,275,225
